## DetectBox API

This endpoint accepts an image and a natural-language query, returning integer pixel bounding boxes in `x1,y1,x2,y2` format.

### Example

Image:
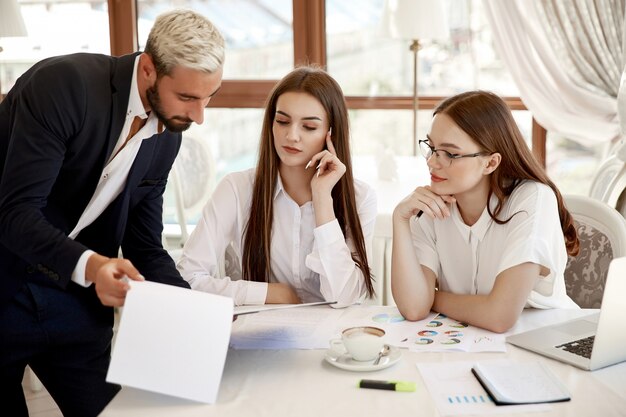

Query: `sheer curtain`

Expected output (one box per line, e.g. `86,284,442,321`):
483,0,625,145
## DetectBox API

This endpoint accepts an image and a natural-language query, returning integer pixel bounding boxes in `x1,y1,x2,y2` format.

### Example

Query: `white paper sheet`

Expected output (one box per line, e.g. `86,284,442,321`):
106,280,234,404
231,305,505,352
230,305,345,349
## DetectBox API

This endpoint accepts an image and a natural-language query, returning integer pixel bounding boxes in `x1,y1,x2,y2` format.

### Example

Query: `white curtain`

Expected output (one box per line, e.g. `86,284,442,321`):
483,0,622,144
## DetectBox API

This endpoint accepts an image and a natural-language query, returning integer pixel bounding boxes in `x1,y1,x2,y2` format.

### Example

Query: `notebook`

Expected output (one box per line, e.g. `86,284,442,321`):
507,256,626,371
107,280,234,403
471,360,570,405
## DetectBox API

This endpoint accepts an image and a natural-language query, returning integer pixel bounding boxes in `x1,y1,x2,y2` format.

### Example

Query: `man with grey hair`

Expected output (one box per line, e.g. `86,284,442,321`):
0,9,224,416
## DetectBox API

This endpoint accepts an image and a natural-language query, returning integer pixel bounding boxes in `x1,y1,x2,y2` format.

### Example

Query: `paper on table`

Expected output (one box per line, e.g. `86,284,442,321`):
331,305,418,346
106,280,233,404
403,313,505,352
233,300,337,315
416,362,550,416
334,307,506,352
230,305,345,349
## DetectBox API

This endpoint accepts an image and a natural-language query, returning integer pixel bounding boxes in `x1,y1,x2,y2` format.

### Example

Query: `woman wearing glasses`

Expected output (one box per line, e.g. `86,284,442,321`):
391,91,579,333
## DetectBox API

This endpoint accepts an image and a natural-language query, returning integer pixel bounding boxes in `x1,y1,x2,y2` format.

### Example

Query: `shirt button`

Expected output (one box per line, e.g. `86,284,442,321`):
103,173,109,180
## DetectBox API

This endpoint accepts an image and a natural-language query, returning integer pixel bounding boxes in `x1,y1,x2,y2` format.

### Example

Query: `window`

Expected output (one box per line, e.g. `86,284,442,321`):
1,0,600,227
325,0,527,157
136,0,294,80
326,0,518,97
0,1,110,94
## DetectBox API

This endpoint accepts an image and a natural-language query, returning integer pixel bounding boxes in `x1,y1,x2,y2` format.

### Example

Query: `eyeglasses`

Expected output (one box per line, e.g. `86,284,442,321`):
418,140,488,168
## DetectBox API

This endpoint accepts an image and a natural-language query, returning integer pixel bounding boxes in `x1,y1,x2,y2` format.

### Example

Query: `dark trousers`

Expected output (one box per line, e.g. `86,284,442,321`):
0,282,120,417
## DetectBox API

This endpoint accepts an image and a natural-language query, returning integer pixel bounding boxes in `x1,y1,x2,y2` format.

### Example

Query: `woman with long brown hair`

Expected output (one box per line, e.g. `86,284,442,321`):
177,66,376,306
391,91,579,332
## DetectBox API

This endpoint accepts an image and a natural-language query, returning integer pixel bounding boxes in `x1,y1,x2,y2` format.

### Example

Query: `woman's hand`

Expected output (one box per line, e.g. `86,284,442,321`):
265,283,302,304
393,186,456,222
308,131,346,198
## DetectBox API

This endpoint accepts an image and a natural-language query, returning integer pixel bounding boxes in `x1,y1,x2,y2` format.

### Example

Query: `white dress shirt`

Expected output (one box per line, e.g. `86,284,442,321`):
411,180,578,309
177,168,377,307
70,56,161,287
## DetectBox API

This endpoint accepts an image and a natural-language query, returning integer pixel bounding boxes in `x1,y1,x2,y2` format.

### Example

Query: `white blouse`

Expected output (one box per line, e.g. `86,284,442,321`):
410,180,578,309
177,168,377,307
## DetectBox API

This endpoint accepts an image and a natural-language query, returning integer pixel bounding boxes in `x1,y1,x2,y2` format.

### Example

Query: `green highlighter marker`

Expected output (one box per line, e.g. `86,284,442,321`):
358,379,416,392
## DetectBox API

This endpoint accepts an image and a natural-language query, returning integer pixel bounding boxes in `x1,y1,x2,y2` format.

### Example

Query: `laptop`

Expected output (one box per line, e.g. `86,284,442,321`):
507,256,626,371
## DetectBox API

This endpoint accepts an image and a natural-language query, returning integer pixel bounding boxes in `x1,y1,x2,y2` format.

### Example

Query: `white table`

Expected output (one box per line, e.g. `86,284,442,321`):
100,308,626,417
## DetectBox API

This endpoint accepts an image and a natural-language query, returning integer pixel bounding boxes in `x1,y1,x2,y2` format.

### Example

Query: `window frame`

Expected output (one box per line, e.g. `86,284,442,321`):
107,0,546,165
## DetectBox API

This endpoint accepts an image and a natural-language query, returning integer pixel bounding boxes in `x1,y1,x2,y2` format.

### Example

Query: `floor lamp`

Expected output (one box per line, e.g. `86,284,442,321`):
0,0,28,96
383,0,448,155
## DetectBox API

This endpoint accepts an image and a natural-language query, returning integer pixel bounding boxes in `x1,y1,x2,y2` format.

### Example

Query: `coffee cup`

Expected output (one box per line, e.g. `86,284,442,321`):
329,326,386,361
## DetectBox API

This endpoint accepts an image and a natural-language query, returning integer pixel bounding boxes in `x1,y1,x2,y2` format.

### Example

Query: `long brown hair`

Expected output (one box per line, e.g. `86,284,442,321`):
434,91,579,256
241,66,375,297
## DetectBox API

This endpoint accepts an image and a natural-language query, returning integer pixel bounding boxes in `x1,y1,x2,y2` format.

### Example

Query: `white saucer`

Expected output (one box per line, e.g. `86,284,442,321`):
324,344,401,372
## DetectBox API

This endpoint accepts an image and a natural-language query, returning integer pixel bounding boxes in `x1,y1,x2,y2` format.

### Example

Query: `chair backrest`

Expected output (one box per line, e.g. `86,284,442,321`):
588,154,626,208
169,134,216,247
564,194,626,308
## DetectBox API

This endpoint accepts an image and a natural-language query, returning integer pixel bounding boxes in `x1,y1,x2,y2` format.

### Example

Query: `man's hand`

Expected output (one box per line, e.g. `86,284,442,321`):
86,253,145,307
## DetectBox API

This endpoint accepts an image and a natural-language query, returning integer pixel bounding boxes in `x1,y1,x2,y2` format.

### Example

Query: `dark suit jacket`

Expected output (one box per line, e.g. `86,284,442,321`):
0,52,190,309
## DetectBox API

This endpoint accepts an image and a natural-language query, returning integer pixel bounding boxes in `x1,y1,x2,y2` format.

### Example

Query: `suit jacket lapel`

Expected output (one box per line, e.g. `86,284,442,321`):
105,53,141,165
125,134,158,190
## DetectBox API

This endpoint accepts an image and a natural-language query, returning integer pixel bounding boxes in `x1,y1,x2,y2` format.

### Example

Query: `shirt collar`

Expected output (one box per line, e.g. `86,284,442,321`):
273,173,286,200
126,56,165,134
450,193,497,243
272,173,315,211
127,56,148,120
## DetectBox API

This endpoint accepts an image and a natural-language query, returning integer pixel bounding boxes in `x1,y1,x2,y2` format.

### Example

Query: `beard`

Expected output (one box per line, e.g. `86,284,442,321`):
146,83,193,133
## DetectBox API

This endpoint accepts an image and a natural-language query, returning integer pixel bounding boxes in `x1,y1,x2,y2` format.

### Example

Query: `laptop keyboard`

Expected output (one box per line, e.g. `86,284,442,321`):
556,335,595,359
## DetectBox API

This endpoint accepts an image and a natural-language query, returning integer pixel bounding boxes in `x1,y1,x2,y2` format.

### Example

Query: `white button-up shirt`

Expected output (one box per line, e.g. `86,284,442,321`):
177,168,377,307
70,56,161,287
411,180,578,309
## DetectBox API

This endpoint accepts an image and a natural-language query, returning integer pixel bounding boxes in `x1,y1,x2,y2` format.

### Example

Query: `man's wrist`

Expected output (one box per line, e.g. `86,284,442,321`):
85,253,111,284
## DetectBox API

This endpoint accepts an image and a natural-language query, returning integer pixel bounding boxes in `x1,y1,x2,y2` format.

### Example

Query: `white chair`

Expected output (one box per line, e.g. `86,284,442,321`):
589,154,626,211
588,139,626,217
165,134,216,259
164,135,241,280
563,194,626,308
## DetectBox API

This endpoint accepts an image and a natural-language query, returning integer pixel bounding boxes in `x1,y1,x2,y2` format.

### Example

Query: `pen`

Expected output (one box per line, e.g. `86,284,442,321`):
358,379,416,392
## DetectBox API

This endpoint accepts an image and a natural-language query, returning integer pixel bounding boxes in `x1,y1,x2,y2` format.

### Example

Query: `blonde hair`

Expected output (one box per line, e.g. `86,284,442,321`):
145,9,225,75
